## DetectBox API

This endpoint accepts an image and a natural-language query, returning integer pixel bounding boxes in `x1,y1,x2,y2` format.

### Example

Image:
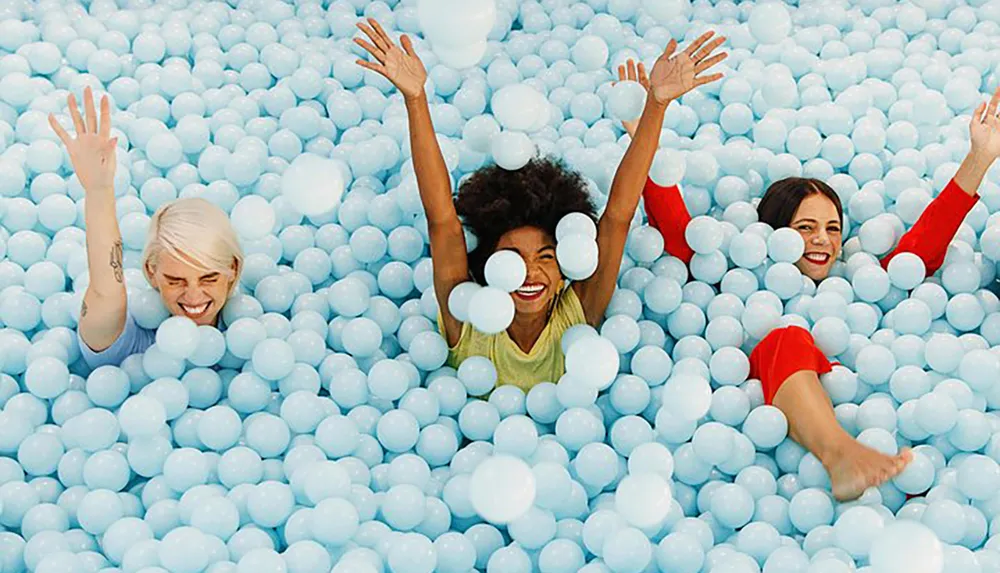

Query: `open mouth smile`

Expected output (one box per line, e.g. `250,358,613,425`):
513,283,545,301
802,252,831,265
179,301,211,318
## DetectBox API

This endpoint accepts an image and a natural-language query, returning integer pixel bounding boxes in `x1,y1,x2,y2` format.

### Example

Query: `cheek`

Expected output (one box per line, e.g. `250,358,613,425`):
543,260,562,282
209,282,231,300
158,286,180,303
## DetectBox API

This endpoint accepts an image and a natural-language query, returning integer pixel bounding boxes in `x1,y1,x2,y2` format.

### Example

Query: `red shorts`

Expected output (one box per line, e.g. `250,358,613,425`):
749,326,833,405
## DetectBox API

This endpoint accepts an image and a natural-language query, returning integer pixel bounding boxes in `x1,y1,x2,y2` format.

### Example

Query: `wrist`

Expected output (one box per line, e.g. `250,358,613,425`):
404,91,427,105
86,185,115,196
648,94,671,109
964,150,995,173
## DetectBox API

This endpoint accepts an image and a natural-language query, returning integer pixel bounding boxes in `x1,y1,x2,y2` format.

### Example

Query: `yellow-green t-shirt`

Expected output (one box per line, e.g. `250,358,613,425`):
438,287,588,394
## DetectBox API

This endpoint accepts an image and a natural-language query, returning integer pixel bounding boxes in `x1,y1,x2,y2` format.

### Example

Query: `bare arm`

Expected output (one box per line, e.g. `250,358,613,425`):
406,94,468,345
573,96,667,326
954,87,1000,196
49,87,126,351
574,33,727,325
355,19,468,345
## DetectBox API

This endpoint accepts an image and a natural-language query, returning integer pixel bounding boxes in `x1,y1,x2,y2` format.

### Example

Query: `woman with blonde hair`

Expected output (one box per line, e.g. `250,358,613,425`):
49,87,244,368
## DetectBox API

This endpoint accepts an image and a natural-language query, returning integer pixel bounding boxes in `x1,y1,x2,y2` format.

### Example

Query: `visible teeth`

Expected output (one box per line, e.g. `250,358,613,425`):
805,254,829,263
181,302,210,315
517,285,544,294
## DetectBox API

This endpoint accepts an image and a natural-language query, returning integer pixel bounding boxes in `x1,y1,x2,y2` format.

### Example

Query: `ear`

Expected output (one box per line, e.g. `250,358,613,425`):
144,260,158,290
228,258,241,291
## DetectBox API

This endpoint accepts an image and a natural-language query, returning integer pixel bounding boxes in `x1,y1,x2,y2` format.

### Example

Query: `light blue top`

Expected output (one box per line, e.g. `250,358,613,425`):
78,313,156,369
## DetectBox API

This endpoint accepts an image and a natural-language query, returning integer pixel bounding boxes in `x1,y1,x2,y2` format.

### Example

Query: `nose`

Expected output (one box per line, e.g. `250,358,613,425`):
524,262,543,280
810,229,829,246
182,285,205,300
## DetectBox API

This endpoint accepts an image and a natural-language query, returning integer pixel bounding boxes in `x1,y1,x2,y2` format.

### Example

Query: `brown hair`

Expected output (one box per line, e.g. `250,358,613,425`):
756,178,843,230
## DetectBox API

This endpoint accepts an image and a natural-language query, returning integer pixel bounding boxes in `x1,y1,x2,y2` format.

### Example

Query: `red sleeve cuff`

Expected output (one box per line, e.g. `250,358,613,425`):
643,178,695,265
938,177,980,212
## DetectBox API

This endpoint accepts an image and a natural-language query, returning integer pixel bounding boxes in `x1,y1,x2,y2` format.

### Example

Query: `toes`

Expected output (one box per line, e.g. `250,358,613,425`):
893,454,910,473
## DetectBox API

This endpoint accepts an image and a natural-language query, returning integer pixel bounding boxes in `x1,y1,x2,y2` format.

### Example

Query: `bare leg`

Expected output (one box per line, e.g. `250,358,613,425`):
772,371,912,502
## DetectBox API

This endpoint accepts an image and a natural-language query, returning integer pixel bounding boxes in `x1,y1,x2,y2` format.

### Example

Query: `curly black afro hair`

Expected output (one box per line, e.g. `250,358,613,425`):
456,157,598,283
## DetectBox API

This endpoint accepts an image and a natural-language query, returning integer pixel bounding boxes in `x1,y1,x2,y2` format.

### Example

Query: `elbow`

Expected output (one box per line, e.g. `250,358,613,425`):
428,219,465,240
84,289,128,312
599,211,634,232
84,273,128,300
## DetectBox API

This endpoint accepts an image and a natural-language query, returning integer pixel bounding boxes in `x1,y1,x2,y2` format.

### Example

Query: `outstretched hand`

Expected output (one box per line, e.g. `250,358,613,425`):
354,18,427,101
970,87,1000,162
616,59,649,138
648,30,728,105
48,86,118,194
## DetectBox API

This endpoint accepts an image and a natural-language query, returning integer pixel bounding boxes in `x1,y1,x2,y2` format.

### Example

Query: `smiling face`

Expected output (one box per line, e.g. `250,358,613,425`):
494,226,563,316
147,250,236,326
789,193,843,281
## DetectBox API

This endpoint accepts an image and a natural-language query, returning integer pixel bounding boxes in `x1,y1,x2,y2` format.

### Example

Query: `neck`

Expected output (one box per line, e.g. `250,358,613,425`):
506,309,550,353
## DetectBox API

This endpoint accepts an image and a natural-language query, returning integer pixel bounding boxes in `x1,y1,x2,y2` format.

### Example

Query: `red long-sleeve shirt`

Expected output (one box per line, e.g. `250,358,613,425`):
643,177,979,404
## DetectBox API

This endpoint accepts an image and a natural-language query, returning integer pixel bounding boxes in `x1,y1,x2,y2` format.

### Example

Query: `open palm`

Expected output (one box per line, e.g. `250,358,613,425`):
48,87,117,193
649,31,728,104
355,18,427,100
971,87,1000,161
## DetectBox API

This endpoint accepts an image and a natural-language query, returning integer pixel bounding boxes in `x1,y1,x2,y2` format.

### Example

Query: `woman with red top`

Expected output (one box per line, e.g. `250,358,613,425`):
621,61,1000,501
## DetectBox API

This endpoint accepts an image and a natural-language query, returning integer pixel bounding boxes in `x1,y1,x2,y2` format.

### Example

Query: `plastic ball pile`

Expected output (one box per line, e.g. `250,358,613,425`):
3,0,1000,572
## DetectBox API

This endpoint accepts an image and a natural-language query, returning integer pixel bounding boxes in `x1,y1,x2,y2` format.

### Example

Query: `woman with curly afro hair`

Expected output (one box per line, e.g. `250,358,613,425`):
455,158,599,288
356,18,726,392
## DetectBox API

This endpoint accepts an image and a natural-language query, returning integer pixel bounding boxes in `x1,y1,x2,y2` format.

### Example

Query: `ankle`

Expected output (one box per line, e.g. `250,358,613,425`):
815,434,855,470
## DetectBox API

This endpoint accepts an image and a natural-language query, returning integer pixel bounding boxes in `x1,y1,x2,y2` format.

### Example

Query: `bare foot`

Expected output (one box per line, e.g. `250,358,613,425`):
824,441,913,502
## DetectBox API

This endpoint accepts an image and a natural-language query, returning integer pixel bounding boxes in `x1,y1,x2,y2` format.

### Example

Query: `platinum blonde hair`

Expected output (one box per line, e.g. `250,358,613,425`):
141,198,244,294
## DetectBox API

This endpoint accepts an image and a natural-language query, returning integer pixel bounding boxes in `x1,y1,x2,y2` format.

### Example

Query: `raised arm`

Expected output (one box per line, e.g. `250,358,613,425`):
881,87,1000,275
355,19,468,346
49,87,127,352
574,33,726,325
617,61,696,265
955,87,1000,196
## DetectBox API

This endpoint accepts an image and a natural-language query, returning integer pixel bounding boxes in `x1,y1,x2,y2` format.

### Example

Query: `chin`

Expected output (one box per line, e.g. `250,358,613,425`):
799,265,832,282
193,313,221,327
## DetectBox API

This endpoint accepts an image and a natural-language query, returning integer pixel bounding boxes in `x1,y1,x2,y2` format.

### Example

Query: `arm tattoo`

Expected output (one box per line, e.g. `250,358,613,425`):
81,300,88,318
110,240,124,283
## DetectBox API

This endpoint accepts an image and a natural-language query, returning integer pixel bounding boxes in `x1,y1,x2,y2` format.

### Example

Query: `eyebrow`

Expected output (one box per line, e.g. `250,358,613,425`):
163,272,221,281
791,217,840,226
500,245,556,255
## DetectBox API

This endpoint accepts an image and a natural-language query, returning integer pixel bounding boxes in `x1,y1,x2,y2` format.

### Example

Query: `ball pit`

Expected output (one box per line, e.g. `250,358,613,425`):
2,0,1000,572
